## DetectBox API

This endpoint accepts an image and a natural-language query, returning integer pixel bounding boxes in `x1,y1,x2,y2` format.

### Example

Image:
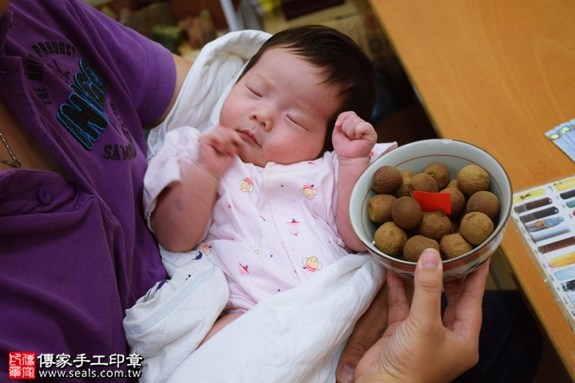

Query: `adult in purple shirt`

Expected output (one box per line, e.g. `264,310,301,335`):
0,0,189,380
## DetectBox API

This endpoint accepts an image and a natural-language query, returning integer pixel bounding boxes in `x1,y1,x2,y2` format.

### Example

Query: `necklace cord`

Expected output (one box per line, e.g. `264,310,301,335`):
0,128,21,168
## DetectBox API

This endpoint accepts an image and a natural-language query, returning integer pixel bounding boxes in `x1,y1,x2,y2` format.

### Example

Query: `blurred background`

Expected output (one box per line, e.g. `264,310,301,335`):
83,0,438,147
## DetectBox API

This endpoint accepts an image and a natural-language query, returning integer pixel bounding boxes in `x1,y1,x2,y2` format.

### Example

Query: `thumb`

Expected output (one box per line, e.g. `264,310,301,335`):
410,248,443,322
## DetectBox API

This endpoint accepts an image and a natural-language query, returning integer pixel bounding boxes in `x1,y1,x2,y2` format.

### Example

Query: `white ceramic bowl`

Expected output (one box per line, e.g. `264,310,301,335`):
350,139,512,281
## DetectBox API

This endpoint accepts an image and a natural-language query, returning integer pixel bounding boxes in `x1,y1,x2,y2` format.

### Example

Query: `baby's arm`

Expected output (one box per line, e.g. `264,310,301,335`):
152,126,242,252
333,111,378,252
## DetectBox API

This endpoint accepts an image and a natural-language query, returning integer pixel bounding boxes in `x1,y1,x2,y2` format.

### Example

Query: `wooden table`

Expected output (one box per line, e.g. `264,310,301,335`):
369,0,575,378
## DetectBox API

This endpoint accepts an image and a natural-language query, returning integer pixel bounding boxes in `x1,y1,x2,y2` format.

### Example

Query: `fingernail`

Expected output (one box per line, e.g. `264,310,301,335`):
337,364,355,383
421,249,440,269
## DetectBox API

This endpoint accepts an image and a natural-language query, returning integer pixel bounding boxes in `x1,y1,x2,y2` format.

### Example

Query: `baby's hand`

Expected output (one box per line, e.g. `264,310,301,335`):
198,125,243,178
332,111,377,161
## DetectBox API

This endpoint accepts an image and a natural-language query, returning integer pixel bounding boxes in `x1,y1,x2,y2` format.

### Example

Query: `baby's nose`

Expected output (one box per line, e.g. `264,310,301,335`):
251,110,272,131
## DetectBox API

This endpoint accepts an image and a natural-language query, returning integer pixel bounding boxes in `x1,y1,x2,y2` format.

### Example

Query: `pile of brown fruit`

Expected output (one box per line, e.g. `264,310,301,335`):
368,162,499,262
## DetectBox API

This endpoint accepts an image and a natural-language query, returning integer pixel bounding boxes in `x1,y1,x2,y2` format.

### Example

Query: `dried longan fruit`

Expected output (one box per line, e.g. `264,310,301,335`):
466,190,500,220
446,179,458,189
374,221,407,256
457,164,490,197
417,211,452,241
459,211,494,245
440,187,466,219
411,173,439,193
403,235,440,262
400,169,416,178
422,162,450,190
367,194,396,223
391,196,423,229
372,166,403,194
440,233,473,259
394,174,414,198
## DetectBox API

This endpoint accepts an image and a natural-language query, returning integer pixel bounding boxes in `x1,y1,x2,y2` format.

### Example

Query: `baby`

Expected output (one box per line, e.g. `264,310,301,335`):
126,25,396,382
151,25,393,338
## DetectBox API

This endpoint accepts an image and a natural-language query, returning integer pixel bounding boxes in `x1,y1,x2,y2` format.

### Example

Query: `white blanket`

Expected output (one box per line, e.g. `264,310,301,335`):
124,256,229,383
125,253,384,383
126,28,387,383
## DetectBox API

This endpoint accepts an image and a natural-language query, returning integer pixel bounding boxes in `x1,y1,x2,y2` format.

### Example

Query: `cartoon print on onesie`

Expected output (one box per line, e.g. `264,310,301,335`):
286,219,300,236
239,177,254,192
238,263,249,274
302,256,322,272
194,242,212,260
300,184,318,200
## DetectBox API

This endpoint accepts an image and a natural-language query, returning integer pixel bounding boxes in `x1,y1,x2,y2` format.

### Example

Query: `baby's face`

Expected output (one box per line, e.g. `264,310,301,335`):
219,47,340,167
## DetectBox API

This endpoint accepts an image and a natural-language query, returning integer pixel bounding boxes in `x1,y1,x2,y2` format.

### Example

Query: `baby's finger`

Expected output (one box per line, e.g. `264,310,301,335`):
226,131,244,155
202,128,238,156
355,122,377,141
334,111,356,128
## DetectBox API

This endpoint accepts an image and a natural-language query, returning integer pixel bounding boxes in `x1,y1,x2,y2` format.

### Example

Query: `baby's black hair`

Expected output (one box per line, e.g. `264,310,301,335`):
239,25,376,154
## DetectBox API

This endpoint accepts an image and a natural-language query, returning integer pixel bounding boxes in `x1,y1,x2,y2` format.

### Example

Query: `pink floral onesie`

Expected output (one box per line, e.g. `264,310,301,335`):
144,125,396,313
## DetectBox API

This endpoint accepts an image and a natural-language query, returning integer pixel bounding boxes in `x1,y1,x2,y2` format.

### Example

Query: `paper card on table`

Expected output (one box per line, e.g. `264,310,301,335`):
513,197,552,213
565,119,575,148
526,217,570,242
560,121,575,149
554,176,575,191
549,251,575,268
546,122,575,162
511,175,575,327
526,217,564,232
512,187,547,204
554,265,575,281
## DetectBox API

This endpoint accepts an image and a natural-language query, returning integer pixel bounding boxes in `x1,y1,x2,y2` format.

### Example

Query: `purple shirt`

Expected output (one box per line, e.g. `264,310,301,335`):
0,0,172,380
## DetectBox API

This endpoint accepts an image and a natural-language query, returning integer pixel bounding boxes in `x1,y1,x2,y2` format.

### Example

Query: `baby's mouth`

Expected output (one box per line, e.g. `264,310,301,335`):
238,130,260,146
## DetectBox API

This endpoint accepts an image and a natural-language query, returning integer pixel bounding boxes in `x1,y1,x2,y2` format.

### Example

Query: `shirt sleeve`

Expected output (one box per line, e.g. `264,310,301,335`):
68,0,178,128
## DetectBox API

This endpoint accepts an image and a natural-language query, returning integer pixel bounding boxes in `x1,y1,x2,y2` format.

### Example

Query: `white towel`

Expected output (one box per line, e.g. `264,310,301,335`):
124,255,229,383
133,253,385,383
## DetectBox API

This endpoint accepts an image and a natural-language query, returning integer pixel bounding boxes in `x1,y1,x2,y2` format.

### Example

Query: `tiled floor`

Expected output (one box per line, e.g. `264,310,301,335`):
377,101,573,383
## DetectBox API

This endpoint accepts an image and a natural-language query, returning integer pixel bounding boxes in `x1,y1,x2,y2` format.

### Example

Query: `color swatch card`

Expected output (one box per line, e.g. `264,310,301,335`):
511,175,575,324
546,120,575,162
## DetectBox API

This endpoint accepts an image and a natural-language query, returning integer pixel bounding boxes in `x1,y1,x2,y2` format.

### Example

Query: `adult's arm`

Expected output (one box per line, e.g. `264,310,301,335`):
151,53,193,127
